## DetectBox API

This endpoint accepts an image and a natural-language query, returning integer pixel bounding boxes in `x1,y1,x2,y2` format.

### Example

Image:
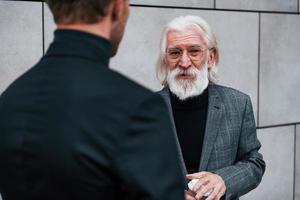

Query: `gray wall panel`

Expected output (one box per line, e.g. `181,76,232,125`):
111,7,259,122
44,3,56,52
214,12,259,123
0,1,43,94
130,0,214,8
241,126,294,200
259,14,300,126
216,0,298,12
296,125,300,200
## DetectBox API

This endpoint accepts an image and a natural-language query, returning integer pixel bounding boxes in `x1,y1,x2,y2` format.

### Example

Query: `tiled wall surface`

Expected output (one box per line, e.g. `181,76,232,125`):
0,1,43,93
241,126,295,200
1,0,300,199
216,0,298,12
259,13,300,126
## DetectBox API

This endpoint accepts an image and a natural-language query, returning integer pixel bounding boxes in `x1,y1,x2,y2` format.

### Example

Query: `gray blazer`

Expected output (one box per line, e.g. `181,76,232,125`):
158,84,265,200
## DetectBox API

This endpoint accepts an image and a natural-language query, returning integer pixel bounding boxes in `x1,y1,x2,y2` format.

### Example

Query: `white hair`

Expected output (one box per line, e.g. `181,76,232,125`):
156,15,219,86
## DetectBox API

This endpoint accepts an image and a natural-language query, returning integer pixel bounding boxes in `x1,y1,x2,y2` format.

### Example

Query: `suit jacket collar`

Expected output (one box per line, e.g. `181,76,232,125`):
159,84,223,172
199,84,223,170
44,29,112,66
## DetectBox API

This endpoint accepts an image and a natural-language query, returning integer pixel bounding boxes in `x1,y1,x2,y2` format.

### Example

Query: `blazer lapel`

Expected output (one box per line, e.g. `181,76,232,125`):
199,85,223,171
158,88,188,175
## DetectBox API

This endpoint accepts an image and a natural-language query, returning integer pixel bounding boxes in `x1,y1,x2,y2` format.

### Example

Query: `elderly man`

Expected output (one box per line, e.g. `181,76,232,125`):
157,15,265,200
0,1,186,199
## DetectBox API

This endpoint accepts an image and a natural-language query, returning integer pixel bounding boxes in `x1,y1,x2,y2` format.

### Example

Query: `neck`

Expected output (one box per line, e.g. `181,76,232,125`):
57,19,112,40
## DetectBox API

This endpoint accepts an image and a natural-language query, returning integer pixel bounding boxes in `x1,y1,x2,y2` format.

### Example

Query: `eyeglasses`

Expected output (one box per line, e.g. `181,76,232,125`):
166,46,209,63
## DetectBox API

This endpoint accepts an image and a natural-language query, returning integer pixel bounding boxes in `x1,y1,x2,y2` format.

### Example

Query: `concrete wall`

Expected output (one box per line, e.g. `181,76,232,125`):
1,0,300,199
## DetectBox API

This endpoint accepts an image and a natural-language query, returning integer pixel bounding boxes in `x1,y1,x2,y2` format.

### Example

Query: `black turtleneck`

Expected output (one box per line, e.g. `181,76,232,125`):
45,29,111,66
170,88,208,174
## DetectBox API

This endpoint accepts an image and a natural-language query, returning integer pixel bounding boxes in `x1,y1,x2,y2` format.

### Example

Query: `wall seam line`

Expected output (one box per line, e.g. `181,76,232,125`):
42,2,45,56
257,13,261,127
257,122,300,129
294,125,296,200
129,4,300,15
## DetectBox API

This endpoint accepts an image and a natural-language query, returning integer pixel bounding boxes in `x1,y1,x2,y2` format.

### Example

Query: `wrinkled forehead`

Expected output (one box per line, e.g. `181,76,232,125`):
166,25,206,48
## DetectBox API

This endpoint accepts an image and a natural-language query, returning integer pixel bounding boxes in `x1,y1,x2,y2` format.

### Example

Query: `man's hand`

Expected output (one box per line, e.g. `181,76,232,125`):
186,172,226,200
185,190,197,200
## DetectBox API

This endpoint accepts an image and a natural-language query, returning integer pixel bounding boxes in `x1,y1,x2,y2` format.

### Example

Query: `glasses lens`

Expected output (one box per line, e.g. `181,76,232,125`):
187,47,204,61
167,48,182,60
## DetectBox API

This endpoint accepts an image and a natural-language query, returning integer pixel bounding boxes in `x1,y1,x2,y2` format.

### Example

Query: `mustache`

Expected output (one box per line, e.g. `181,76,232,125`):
174,68,198,77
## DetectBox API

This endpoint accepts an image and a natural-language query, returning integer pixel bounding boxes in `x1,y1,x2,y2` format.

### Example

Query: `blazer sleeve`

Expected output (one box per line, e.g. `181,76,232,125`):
113,93,186,200
212,96,266,199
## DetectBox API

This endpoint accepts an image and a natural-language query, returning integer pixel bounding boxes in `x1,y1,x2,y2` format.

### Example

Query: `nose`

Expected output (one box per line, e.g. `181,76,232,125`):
178,51,191,69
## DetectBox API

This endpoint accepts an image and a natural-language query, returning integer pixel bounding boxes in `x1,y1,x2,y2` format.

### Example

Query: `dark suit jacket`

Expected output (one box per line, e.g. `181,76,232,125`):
0,30,185,200
159,85,265,200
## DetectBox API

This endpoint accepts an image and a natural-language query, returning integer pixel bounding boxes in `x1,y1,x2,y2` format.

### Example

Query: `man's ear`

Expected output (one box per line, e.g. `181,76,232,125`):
208,49,216,69
111,0,122,22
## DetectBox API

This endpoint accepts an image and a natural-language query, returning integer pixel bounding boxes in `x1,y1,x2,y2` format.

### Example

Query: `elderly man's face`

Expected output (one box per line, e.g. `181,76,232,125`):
165,27,210,100
166,28,208,73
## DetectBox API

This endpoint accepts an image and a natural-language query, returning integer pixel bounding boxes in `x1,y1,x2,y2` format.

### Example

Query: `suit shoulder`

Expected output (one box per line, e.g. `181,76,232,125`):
211,84,250,101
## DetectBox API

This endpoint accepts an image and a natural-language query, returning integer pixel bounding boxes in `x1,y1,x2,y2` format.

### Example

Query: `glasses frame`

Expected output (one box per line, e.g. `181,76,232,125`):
165,45,213,63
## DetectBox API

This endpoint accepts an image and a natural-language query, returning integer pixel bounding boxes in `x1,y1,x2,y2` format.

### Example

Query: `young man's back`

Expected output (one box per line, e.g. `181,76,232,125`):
0,12,185,200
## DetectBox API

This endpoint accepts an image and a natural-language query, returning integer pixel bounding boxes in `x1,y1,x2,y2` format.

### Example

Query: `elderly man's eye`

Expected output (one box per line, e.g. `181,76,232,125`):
171,51,180,55
189,49,201,56
168,50,181,56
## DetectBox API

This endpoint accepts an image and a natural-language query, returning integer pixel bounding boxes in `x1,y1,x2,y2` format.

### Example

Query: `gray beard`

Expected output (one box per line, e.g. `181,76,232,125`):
167,63,209,100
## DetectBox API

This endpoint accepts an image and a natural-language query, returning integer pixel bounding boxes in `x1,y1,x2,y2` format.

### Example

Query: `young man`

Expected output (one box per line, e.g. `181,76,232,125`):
0,1,185,199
